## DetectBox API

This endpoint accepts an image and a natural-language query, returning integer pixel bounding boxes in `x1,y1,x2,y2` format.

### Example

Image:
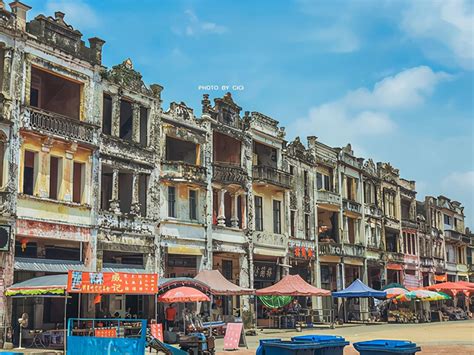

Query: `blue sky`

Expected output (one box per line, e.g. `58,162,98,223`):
27,0,474,225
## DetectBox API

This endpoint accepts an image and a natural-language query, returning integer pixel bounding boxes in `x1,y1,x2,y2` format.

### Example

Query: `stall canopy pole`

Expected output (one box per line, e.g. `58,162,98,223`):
64,292,68,354
78,293,81,318
154,294,157,321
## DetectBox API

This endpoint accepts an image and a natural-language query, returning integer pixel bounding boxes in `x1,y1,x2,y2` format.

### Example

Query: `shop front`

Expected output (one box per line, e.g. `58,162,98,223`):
404,255,420,289
212,252,243,318
165,246,203,278
366,251,384,290
387,263,403,285
253,257,280,326
319,255,340,312
288,239,315,284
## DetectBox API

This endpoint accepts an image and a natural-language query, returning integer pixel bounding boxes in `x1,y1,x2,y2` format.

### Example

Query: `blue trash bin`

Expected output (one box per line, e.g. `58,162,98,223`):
257,336,349,355
353,339,421,354
292,335,349,355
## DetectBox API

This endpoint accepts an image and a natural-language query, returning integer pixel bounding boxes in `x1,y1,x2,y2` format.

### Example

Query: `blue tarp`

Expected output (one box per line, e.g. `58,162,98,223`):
332,279,386,298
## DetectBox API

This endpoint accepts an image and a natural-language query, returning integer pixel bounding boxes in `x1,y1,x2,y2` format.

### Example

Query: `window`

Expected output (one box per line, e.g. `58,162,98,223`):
304,213,310,239
139,106,148,147
138,174,148,217
23,150,37,195
289,165,294,175
100,167,113,210
255,196,263,231
72,162,84,203
49,156,62,200
273,200,281,234
166,136,198,164
168,186,176,218
385,191,396,218
317,172,331,191
290,210,296,237
102,94,112,135
119,99,133,141
444,214,452,226
189,190,197,220
364,182,375,204
222,260,233,280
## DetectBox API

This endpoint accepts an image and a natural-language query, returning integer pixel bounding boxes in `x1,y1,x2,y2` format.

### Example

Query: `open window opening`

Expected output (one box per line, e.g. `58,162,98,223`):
73,162,85,204
138,174,148,217
345,176,357,201
253,142,277,168
102,94,112,135
119,99,133,141
118,171,133,213
213,132,241,166
166,136,198,164
30,66,81,119
318,209,339,243
347,217,356,244
103,250,144,266
49,156,62,200
100,165,113,210
0,133,6,188
385,230,399,252
139,106,148,147
23,150,37,195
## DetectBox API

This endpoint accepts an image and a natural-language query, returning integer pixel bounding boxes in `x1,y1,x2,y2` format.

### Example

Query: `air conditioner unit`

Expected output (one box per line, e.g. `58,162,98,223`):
0,225,11,252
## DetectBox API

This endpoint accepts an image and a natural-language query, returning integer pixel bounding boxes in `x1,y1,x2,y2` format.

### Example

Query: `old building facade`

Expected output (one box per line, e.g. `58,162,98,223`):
0,2,472,336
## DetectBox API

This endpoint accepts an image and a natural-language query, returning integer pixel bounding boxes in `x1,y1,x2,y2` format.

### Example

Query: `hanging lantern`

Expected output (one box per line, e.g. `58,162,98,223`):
20,238,29,252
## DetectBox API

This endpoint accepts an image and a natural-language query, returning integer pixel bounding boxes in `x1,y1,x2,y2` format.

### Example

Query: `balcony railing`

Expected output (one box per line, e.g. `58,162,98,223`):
342,199,361,214
317,190,341,206
161,161,207,184
402,219,418,230
385,251,405,264
364,204,383,218
318,242,365,257
213,163,247,185
24,106,96,145
252,165,292,189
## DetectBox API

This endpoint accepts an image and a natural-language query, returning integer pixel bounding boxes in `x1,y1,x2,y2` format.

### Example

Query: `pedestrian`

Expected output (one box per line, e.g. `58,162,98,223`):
165,303,177,331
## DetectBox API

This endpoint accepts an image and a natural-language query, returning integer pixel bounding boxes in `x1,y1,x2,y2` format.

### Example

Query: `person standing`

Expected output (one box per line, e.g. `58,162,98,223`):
165,303,177,331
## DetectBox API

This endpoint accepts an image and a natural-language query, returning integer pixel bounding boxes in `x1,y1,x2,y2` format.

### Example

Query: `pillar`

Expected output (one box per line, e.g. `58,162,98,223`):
130,172,140,215
343,216,349,243
230,193,239,228
132,103,140,143
217,189,226,227
109,168,120,214
241,193,248,230
111,95,120,137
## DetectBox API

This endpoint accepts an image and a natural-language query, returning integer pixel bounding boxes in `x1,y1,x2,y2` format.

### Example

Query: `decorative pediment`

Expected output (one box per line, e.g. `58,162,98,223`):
102,59,153,96
364,158,377,176
287,137,315,164
167,101,194,121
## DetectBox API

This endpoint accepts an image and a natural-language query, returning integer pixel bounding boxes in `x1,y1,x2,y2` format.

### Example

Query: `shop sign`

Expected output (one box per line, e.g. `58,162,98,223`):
254,262,276,281
289,239,315,259
67,271,158,294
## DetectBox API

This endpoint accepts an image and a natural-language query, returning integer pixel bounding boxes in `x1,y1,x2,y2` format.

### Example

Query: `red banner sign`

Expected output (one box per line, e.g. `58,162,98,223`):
150,323,163,342
67,271,158,294
95,328,117,338
223,323,244,350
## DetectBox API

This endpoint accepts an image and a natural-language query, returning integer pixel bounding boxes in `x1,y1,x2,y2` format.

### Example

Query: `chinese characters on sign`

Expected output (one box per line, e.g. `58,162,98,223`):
67,271,158,294
253,262,276,281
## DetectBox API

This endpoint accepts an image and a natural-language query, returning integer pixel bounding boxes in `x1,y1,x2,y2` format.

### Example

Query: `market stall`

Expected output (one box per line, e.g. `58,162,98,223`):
391,290,451,323
255,274,331,329
332,279,386,323
425,281,474,319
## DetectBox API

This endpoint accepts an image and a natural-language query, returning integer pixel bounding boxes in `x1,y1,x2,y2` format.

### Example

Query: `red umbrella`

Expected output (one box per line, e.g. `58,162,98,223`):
158,286,210,303
425,282,474,295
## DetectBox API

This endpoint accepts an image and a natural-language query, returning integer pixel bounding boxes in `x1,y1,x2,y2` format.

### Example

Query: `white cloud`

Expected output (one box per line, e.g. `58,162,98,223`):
43,0,99,31
292,66,450,147
440,171,474,225
401,0,474,70
178,10,227,37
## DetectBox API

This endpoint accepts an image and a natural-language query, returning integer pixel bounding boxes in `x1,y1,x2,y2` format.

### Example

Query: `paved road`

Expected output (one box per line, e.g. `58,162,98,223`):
215,320,474,354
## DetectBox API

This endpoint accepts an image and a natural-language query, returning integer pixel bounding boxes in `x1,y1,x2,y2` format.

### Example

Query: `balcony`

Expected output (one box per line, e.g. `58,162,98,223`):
364,204,383,218
161,161,207,185
402,219,418,230
98,210,154,234
252,165,292,189
213,163,247,185
342,199,361,214
385,251,405,264
24,106,97,145
317,190,341,206
444,230,463,242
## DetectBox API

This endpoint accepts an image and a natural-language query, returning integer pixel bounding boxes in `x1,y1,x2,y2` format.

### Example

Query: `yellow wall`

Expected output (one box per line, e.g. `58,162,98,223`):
18,132,93,222
253,185,286,234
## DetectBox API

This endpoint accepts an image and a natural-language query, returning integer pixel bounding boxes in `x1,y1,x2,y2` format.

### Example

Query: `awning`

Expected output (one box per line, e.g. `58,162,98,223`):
158,286,210,303
167,246,202,256
6,274,68,297
158,277,211,296
253,247,286,257
256,274,330,297
332,279,386,298
15,257,86,273
102,263,147,273
194,270,254,296
387,263,403,271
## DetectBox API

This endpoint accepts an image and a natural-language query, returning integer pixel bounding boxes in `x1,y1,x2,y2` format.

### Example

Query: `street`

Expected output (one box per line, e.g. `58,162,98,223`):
214,320,474,354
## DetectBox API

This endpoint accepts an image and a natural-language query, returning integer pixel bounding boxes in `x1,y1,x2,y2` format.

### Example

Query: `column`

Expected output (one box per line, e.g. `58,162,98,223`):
132,103,140,143
343,216,349,243
111,96,120,137
230,193,239,228
109,168,121,214
130,172,140,215
37,139,52,198
217,189,226,226
241,193,248,230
